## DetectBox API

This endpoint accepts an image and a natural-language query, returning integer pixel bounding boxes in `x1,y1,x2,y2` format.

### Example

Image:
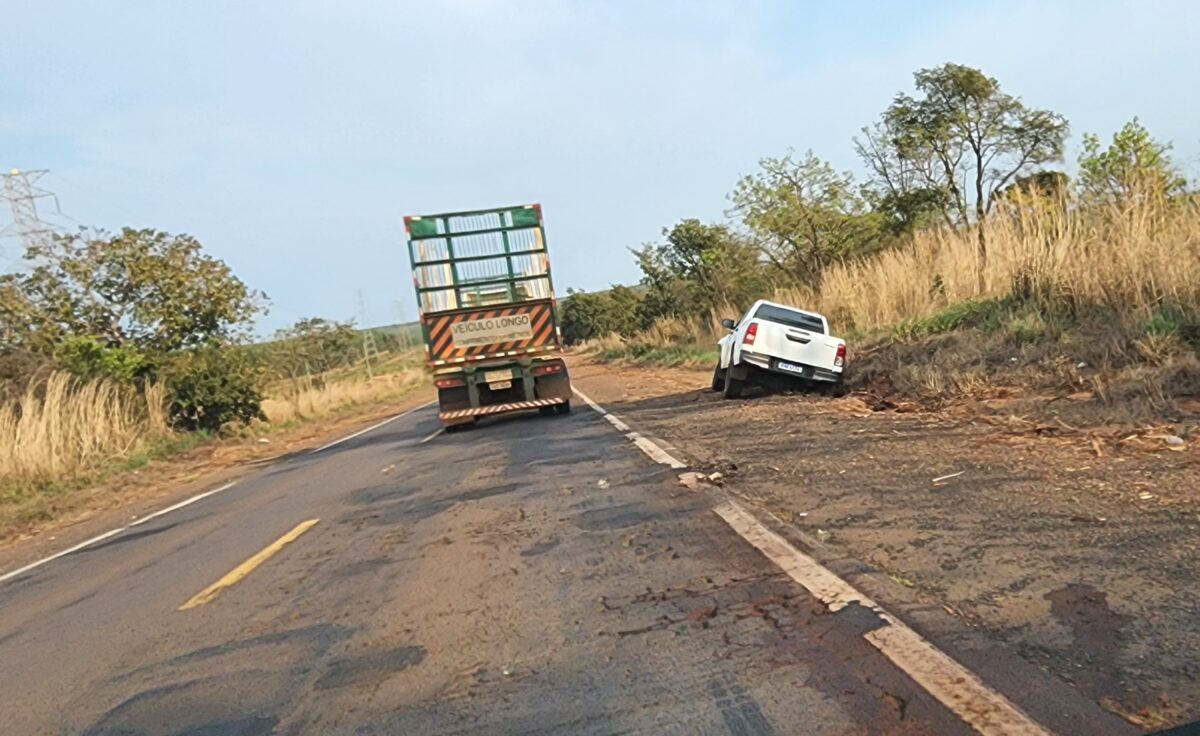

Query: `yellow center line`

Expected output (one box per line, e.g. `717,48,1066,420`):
178,518,320,611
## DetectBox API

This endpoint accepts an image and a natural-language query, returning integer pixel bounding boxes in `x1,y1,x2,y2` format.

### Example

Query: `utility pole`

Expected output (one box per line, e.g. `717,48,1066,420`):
1,169,60,262
357,290,380,378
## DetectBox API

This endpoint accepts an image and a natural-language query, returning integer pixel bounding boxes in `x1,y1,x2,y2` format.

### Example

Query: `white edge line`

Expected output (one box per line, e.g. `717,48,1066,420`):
311,400,436,453
419,428,444,444
128,482,236,527
714,499,1053,736
572,388,686,469
0,481,240,586
1,400,436,587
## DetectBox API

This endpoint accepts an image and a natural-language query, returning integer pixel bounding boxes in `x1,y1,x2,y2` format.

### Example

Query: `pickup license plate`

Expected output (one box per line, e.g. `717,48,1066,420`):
484,370,512,389
775,360,807,376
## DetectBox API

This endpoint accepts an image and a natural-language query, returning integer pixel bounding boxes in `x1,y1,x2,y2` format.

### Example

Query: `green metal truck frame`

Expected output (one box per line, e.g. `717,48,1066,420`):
404,203,572,429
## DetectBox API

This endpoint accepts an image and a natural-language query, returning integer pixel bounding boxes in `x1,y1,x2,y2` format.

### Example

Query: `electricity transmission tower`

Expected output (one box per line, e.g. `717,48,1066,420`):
1,169,61,261
357,290,381,378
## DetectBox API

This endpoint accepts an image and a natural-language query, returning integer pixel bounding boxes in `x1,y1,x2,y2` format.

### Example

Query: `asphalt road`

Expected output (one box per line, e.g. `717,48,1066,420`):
0,400,1131,735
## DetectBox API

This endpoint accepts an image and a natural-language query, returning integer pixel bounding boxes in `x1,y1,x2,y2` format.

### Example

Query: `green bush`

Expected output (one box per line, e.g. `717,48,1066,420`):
894,297,1014,339
55,336,150,383
164,345,265,432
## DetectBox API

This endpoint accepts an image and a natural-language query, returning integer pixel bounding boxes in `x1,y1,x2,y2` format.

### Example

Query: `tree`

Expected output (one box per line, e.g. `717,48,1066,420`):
0,227,268,431
634,219,768,320
1078,118,1187,203
559,286,649,344
729,150,884,283
0,228,264,355
268,317,360,383
858,64,1069,288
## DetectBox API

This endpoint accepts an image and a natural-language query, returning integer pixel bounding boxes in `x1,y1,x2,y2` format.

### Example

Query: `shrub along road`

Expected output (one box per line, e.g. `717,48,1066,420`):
0,366,1135,734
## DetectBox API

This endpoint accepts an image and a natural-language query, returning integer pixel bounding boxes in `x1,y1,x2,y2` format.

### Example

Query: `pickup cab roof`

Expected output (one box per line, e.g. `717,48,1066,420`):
749,300,829,335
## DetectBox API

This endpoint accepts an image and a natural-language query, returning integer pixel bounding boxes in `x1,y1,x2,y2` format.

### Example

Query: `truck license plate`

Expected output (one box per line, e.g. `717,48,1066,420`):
484,370,512,389
775,361,807,375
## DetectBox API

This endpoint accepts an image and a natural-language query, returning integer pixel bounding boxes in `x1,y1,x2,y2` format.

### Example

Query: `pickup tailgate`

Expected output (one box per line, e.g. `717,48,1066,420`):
753,319,841,370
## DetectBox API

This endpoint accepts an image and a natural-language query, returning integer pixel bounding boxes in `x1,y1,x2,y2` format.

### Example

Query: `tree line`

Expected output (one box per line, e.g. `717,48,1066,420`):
561,62,1191,343
0,228,398,431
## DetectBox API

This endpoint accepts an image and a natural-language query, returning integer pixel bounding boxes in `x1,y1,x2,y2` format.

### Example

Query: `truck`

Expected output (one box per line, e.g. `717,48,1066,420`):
404,203,572,429
713,299,846,398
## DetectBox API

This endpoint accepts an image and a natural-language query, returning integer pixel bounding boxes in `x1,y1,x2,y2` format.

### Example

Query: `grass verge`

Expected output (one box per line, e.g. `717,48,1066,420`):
0,351,428,533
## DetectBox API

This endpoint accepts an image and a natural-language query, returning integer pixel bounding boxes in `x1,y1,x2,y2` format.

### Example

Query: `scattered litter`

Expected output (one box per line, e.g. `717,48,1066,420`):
797,512,808,518
932,470,965,484
501,666,512,677
815,529,831,543
707,472,724,484
597,479,610,489
1139,491,1156,501
1164,435,1185,447
257,437,270,444
677,472,709,491
767,465,780,472
381,464,395,474
1009,357,1018,363
1076,361,1089,369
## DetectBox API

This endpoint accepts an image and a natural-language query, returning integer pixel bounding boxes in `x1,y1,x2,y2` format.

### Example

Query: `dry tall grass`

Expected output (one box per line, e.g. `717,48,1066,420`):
261,366,425,425
805,195,1200,333
0,373,168,494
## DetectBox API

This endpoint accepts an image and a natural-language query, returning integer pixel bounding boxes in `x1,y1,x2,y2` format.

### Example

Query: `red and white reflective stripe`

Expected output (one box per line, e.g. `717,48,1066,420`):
440,397,565,419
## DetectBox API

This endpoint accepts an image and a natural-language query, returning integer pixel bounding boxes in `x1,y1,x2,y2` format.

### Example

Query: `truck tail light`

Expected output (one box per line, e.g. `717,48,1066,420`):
533,362,563,376
835,343,846,368
435,377,465,389
743,322,758,346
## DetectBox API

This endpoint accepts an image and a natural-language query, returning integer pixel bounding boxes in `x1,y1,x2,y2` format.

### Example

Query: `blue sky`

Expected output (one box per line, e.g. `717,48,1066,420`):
3,0,1198,333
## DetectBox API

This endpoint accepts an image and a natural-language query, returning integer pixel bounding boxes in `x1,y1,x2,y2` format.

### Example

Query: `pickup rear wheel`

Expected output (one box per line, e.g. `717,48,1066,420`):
711,363,726,392
722,370,744,399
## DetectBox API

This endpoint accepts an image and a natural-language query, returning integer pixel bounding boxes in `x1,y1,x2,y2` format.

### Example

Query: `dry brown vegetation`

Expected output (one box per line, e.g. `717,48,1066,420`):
0,373,169,502
0,350,427,524
809,194,1199,333
261,364,425,425
598,195,1200,420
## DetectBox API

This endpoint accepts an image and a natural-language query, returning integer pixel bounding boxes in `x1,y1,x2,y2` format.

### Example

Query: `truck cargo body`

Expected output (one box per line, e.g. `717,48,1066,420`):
405,204,571,428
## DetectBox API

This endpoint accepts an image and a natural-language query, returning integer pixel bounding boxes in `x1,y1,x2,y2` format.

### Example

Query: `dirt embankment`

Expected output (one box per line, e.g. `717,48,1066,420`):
571,356,1200,731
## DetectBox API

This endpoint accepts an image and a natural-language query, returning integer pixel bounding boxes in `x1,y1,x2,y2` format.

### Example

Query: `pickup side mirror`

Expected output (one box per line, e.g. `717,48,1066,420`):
721,318,737,330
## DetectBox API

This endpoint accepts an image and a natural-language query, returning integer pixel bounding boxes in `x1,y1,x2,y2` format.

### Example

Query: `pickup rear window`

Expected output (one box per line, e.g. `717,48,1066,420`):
753,304,826,334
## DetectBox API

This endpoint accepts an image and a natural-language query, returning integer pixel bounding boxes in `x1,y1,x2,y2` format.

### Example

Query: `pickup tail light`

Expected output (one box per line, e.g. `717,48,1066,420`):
435,377,466,389
835,343,846,368
743,322,758,346
533,362,564,376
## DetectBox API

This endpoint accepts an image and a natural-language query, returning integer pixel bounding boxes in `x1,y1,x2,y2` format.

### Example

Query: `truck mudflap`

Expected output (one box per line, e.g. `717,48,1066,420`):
440,396,568,421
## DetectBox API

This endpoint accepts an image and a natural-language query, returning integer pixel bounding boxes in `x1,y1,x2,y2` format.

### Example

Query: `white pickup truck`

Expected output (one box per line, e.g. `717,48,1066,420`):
713,299,846,398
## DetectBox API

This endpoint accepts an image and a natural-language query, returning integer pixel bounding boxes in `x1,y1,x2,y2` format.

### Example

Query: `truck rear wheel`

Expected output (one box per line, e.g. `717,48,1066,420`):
539,400,571,416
